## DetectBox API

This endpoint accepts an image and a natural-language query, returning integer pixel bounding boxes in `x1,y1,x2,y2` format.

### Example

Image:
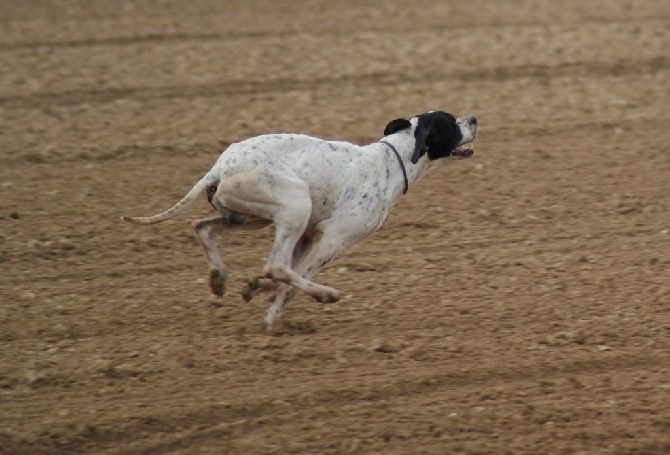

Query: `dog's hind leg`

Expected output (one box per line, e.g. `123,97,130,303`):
240,234,313,302
192,215,270,296
213,168,337,304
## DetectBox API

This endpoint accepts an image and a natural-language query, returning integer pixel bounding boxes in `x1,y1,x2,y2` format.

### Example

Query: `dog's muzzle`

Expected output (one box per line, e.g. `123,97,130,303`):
453,117,477,159
451,146,475,159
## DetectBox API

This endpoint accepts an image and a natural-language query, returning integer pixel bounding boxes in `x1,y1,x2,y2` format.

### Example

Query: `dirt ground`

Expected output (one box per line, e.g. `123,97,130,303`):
1,1,669,454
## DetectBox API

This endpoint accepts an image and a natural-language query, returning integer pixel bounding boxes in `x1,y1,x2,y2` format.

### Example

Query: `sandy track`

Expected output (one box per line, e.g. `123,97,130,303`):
1,1,668,454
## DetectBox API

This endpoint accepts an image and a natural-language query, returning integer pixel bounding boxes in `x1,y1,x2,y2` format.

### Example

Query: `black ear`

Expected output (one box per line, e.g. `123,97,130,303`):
411,112,462,164
383,118,411,136
411,121,431,164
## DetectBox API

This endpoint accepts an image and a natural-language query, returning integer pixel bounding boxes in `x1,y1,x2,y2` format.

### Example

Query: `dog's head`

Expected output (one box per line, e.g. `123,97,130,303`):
383,111,477,164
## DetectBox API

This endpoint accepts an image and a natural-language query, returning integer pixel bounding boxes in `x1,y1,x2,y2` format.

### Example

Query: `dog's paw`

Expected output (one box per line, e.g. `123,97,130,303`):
240,277,258,302
240,286,253,302
314,290,341,304
208,270,227,297
240,276,276,302
264,306,283,333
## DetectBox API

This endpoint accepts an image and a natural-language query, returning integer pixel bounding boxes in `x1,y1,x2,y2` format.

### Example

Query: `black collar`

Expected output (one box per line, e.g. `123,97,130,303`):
379,140,408,195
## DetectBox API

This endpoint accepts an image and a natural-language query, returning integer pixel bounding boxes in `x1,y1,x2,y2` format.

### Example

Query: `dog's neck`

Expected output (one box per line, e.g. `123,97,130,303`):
377,134,432,197
379,140,408,195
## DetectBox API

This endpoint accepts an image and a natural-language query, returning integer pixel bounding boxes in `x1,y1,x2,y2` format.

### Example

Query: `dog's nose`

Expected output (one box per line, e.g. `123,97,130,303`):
470,117,478,126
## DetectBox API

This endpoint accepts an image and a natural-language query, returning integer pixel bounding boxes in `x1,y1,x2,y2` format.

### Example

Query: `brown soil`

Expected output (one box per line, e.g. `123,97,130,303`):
1,1,669,454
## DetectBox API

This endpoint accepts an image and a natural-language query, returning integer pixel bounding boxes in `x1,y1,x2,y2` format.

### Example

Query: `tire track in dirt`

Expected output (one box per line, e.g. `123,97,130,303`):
2,221,664,344
9,141,224,165
2,111,662,166
6,352,664,455
3,223,661,282
1,57,666,110
1,16,663,52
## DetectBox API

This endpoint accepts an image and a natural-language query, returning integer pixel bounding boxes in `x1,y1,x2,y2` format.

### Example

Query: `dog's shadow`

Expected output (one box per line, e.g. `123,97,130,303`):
272,320,318,337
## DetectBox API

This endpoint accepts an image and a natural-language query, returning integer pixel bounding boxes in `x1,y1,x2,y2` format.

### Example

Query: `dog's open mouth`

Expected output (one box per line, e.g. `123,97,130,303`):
452,145,475,159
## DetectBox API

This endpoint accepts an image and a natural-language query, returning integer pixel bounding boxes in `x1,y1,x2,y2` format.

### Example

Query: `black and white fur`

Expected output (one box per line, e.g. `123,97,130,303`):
123,111,478,330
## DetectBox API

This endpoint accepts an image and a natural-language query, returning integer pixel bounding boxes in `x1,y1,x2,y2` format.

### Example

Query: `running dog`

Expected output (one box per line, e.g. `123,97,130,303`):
123,111,478,330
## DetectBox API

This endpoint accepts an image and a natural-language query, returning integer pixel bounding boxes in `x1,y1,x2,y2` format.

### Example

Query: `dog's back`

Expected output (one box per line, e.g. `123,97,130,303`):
213,133,332,167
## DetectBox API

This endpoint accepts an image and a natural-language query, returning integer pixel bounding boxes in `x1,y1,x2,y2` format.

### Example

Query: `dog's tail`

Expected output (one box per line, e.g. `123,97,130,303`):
121,174,214,225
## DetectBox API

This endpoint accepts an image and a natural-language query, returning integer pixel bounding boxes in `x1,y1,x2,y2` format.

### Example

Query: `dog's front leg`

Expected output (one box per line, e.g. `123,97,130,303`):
240,234,313,302
264,228,351,331
265,285,300,331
